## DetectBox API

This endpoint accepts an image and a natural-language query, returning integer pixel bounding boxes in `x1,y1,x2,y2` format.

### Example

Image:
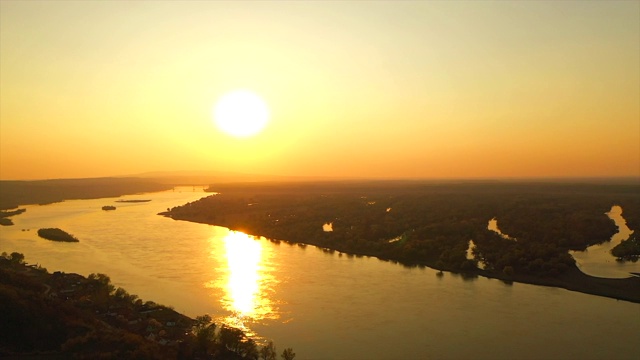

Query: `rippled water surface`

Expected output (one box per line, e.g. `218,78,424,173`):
1,188,639,359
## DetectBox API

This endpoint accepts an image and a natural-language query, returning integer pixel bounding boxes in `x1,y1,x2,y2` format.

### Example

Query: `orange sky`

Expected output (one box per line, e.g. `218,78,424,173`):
1,1,638,180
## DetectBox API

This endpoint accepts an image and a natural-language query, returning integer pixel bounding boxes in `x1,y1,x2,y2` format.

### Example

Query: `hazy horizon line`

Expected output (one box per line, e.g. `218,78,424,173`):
1,170,638,184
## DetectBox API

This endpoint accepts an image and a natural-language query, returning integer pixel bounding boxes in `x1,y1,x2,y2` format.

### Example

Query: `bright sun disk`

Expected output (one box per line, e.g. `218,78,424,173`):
213,90,269,137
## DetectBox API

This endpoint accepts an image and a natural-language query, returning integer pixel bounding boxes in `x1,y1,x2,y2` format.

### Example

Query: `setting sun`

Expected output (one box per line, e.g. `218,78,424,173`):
213,90,269,138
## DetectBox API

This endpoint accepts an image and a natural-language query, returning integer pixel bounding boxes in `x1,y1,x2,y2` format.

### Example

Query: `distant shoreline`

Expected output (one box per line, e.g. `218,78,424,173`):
163,214,640,304
161,180,640,304
0,177,171,210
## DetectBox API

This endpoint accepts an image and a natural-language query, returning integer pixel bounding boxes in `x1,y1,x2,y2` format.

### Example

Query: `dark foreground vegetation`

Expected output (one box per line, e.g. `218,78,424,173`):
0,253,295,359
37,228,79,242
0,177,171,210
164,180,640,302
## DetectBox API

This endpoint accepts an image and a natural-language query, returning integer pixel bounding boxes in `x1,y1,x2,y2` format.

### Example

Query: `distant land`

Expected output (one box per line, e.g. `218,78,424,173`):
131,170,640,186
0,177,171,210
1,175,639,302
1,172,638,209
163,180,640,303
0,171,356,210
130,170,356,185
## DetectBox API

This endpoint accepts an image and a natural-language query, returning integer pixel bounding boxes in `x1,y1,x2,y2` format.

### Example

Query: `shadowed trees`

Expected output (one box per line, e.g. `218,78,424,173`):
1,254,296,359
167,181,639,278
186,317,290,360
260,341,277,360
611,235,640,261
37,228,79,242
193,315,217,355
281,347,296,360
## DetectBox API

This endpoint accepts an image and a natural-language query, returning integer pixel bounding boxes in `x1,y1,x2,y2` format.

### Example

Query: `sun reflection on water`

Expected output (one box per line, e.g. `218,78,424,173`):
208,231,277,334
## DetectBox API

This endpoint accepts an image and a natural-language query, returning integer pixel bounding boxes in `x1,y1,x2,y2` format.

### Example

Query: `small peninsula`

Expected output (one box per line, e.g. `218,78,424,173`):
37,228,79,242
0,208,26,226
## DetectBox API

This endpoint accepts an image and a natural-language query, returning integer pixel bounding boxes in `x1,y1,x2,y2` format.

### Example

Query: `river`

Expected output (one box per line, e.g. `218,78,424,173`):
1,188,638,359
570,206,639,278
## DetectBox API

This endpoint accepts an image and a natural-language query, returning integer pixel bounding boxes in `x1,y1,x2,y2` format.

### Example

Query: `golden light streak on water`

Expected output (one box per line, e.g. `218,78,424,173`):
208,231,278,335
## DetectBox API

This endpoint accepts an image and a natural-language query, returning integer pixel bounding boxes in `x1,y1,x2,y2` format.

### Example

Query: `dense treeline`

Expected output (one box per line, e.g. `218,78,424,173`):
168,181,638,276
0,177,171,210
611,235,640,262
164,180,640,301
0,253,295,359
618,197,640,233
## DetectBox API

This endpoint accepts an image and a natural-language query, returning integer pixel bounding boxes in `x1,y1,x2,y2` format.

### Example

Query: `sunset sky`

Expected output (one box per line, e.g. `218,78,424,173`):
1,1,638,180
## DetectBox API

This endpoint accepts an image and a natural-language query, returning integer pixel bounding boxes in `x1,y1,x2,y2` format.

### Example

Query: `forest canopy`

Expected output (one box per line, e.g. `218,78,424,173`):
165,180,640,302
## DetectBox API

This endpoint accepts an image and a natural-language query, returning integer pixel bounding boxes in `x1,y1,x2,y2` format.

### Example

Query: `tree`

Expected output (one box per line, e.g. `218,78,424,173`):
9,252,25,264
281,348,296,360
260,341,277,360
503,266,514,277
192,315,216,355
238,338,259,360
88,273,115,294
114,287,129,301
219,325,244,353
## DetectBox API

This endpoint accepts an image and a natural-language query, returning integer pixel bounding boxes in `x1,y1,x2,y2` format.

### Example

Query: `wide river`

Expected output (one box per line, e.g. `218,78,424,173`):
1,188,638,360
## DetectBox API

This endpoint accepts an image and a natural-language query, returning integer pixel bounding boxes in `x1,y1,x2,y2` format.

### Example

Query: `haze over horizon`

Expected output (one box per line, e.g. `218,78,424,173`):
2,169,640,183
1,1,639,181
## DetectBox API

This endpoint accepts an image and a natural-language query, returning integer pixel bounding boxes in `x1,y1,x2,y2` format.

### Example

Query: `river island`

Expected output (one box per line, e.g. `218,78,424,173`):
37,228,79,242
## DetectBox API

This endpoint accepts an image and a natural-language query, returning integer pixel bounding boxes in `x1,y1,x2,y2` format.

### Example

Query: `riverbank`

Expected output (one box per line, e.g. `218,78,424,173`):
0,254,192,358
164,212,640,303
0,178,171,210
162,181,640,304
0,253,293,359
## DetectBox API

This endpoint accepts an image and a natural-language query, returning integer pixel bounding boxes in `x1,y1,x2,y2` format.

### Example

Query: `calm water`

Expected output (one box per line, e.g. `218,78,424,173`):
570,206,639,278
490,208,639,278
1,188,639,360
